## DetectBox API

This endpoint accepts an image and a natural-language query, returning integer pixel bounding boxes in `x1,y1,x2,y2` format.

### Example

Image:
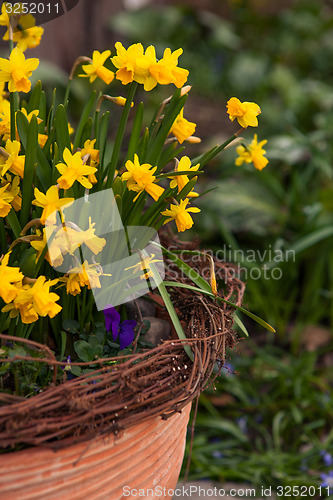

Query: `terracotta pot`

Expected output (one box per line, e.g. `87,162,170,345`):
0,403,191,500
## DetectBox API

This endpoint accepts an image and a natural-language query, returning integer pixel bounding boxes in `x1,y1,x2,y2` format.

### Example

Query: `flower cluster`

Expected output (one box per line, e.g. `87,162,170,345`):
0,9,267,355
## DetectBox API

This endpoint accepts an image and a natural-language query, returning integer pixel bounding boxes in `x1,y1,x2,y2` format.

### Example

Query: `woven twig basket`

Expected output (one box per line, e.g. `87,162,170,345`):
0,248,245,450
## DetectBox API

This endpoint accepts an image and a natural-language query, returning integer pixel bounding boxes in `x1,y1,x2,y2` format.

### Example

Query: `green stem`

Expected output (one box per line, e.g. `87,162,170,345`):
63,80,71,105
106,82,138,188
10,92,19,141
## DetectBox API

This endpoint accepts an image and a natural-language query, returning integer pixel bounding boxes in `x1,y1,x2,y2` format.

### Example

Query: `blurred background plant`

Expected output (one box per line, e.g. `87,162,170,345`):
107,0,333,493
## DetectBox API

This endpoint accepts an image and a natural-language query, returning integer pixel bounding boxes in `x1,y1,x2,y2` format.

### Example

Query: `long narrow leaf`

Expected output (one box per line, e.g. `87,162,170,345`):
163,281,276,332
73,91,96,149
126,101,143,161
149,264,193,361
55,105,71,158
19,115,38,227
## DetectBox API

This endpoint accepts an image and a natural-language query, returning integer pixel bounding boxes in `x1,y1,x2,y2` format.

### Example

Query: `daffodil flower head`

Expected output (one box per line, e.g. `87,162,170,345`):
0,181,14,217
4,276,62,323
56,148,97,190
227,97,261,128
161,198,200,233
0,47,39,93
3,174,21,211
235,134,268,171
169,156,200,197
125,253,162,281
150,47,189,88
112,42,157,91
169,109,196,144
32,185,74,225
80,50,114,85
0,139,25,177
3,14,44,51
0,98,11,139
0,252,23,303
122,154,165,202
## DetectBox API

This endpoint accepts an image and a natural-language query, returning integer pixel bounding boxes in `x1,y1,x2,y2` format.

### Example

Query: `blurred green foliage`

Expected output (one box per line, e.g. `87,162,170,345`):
183,342,333,492
111,0,333,337
110,0,333,490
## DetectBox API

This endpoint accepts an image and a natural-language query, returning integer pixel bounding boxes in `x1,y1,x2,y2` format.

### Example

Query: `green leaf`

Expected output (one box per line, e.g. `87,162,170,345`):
106,82,138,188
289,226,333,254
19,114,38,228
146,93,188,166
149,262,193,361
73,91,97,149
60,331,67,361
27,80,42,113
233,313,249,337
16,111,52,191
193,133,238,168
63,319,80,333
159,143,185,169
74,340,95,362
98,111,110,175
126,101,143,161
137,127,149,162
6,210,22,239
55,104,71,158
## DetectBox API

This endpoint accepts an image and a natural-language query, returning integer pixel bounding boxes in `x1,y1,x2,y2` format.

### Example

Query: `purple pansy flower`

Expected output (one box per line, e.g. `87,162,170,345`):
103,304,137,349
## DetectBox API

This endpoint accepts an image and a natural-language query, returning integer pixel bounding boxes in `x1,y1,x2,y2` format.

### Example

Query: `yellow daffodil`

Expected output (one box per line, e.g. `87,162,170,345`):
169,156,200,198
30,228,64,268
112,42,157,91
3,14,44,51
0,182,14,217
226,97,261,128
0,98,11,139
235,134,268,171
56,148,97,190
121,154,165,202
169,109,196,144
61,261,102,296
76,217,106,255
0,82,6,101
0,252,23,303
0,139,25,177
0,3,11,27
20,108,42,124
150,48,188,88
52,218,106,258
125,254,162,281
0,47,39,93
2,276,61,324
3,174,21,211
80,139,100,184
80,50,114,84
161,198,200,233
32,185,74,225
80,139,99,166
